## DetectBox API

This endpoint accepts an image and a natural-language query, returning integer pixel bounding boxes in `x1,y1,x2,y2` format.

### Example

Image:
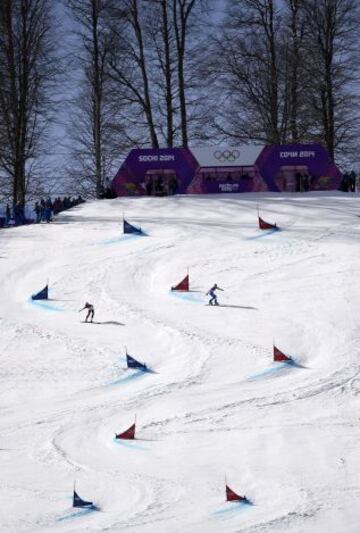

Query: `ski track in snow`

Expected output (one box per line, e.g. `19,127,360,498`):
0,192,360,532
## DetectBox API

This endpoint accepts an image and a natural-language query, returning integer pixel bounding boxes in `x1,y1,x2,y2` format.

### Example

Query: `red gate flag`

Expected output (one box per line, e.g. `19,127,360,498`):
171,274,189,291
273,345,291,362
115,423,136,440
226,484,247,502
259,216,277,230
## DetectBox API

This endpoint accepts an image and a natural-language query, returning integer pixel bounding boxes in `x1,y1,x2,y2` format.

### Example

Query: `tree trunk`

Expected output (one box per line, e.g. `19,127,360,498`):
288,0,300,142
161,0,174,147
173,0,196,148
268,0,280,143
132,0,159,148
91,0,103,198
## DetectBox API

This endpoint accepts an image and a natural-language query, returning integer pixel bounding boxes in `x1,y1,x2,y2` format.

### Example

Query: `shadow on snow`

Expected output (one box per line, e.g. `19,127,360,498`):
246,227,280,240
169,290,204,304
28,298,64,312
107,368,151,387
208,304,258,310
99,233,147,245
247,360,306,381
56,505,100,522
112,436,149,451
212,500,253,518
81,320,125,326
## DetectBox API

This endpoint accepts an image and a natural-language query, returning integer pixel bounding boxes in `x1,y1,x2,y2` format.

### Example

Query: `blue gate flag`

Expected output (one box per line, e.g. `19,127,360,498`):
31,285,48,300
123,219,143,234
73,490,93,508
126,353,147,371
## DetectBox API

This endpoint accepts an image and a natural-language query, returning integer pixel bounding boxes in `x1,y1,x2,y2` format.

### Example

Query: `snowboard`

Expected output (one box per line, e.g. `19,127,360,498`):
206,304,257,310
81,321,125,325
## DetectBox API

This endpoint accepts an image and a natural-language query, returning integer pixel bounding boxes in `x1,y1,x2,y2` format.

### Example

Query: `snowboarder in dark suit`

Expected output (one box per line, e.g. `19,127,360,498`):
79,302,95,322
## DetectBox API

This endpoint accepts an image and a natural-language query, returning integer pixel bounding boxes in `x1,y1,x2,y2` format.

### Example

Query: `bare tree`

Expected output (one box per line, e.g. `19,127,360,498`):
65,0,124,198
106,0,160,148
0,0,58,206
172,0,209,147
302,0,360,160
172,0,194,147
212,0,284,144
212,0,359,162
161,1,175,146
282,0,306,141
106,0,212,149
146,0,177,147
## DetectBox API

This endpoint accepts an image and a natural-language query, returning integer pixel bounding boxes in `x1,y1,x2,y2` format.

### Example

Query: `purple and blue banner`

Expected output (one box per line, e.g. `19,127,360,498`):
111,144,342,196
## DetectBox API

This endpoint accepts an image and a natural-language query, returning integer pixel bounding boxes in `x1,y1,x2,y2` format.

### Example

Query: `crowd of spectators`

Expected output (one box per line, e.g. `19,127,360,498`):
0,195,85,227
144,174,178,196
33,196,85,223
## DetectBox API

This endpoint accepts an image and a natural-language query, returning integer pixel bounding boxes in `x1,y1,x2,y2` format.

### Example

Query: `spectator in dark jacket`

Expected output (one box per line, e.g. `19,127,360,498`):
14,201,24,226
40,199,46,221
34,202,41,223
45,198,52,223
5,204,11,226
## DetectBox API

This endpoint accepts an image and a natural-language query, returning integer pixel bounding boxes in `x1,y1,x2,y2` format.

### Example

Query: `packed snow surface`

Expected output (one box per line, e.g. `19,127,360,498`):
0,192,359,533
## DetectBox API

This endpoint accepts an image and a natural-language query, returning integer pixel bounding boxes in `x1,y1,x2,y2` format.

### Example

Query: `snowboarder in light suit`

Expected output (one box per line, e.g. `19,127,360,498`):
206,284,224,306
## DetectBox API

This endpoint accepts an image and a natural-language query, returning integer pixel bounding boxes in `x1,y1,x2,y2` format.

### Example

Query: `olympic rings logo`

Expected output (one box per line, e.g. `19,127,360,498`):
213,149,240,162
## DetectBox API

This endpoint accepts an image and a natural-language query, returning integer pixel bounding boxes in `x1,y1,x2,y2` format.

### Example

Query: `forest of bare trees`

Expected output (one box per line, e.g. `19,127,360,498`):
0,0,359,203
212,0,360,160
0,0,59,205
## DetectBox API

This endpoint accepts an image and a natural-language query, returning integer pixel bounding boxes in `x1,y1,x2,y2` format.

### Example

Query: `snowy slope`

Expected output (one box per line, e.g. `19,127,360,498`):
0,192,359,533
